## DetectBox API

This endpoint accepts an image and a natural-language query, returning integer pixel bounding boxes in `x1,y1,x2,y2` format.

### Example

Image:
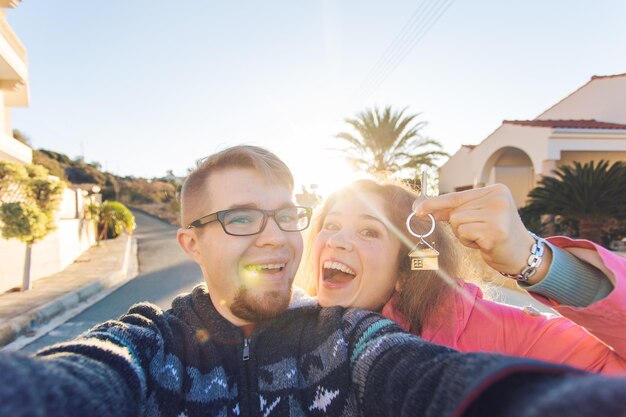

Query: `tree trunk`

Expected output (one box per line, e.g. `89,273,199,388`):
21,243,32,291
578,218,603,244
99,219,108,241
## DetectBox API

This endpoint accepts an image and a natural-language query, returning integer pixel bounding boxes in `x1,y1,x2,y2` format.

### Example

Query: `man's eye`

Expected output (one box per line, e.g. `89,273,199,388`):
228,216,254,224
277,214,296,223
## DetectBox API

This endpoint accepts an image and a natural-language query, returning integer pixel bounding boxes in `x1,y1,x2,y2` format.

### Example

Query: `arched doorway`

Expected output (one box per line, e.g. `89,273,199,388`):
480,147,534,207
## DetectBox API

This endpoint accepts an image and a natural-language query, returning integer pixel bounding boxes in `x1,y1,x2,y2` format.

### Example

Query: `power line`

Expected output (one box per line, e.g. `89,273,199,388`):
362,0,450,97
357,0,456,101
359,0,437,92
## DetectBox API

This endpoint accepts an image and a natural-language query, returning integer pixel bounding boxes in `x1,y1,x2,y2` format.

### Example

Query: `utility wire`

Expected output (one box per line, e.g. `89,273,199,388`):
359,0,437,92
356,0,456,101
362,0,450,97
361,0,454,99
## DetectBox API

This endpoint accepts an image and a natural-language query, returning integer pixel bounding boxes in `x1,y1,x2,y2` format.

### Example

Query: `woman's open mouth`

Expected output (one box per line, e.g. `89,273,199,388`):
322,261,356,285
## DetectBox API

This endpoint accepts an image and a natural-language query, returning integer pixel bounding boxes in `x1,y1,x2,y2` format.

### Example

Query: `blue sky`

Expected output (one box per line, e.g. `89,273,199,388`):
8,1,626,193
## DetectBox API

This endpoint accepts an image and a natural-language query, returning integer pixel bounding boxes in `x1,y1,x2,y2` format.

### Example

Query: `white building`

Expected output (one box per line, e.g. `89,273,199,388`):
0,0,30,164
439,74,626,207
0,2,97,292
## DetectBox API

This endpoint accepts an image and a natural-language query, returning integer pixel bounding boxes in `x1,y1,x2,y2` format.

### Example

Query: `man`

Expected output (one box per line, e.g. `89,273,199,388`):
0,145,625,417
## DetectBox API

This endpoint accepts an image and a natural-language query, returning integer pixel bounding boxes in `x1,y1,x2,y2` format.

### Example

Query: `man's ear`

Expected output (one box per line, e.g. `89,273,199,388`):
177,228,201,262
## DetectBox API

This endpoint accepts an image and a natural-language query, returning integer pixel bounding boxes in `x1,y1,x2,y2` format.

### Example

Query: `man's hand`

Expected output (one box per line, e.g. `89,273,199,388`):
413,184,551,283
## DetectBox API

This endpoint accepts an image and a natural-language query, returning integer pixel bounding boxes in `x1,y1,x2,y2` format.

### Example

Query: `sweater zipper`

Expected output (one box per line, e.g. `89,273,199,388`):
242,337,250,361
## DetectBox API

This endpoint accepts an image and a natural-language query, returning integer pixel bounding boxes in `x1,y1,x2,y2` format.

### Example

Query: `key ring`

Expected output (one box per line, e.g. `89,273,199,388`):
406,213,436,238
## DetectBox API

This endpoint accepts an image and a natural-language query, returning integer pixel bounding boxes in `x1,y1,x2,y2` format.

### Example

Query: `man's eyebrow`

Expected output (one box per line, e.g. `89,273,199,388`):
226,202,296,210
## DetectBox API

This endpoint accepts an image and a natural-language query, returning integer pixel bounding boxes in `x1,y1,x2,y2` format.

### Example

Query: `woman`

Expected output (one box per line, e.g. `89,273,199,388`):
301,179,626,374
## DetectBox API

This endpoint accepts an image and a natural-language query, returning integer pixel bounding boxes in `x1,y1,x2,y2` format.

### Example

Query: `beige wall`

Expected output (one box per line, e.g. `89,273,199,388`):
0,218,96,293
0,188,97,293
440,125,626,206
0,131,31,163
438,146,474,193
494,166,534,207
537,76,626,124
0,5,30,164
439,124,547,196
558,150,626,167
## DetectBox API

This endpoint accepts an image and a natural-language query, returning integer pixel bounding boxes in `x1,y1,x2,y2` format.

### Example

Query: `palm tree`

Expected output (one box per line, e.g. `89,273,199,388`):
336,106,448,175
525,160,626,243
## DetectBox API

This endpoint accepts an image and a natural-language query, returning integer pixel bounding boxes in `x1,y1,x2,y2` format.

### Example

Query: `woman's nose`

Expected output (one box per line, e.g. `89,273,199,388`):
326,230,353,251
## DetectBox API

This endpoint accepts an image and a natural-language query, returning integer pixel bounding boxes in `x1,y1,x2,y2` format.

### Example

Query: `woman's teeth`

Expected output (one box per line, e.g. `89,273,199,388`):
323,261,355,275
323,261,356,283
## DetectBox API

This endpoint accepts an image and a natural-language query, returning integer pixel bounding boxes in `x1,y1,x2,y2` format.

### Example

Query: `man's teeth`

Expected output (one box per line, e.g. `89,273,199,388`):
323,261,356,276
247,263,286,271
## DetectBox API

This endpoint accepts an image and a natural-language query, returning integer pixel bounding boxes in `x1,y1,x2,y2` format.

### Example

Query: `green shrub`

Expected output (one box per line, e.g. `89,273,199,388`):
96,201,135,240
0,202,48,243
0,161,65,243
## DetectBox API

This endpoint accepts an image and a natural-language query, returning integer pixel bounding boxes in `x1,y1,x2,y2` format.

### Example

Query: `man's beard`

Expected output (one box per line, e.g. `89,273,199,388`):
230,286,292,321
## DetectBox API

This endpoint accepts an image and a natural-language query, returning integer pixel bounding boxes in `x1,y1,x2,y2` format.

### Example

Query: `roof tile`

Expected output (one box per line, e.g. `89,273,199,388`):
503,119,626,129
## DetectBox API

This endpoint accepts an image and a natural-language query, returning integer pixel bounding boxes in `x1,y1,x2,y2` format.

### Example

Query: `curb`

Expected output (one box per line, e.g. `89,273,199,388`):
0,235,138,348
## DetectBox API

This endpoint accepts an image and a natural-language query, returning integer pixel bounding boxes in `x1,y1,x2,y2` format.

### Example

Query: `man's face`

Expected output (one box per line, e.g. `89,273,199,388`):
178,168,303,325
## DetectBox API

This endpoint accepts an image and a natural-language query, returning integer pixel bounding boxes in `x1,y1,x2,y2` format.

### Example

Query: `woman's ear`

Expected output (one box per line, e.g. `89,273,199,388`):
395,279,402,293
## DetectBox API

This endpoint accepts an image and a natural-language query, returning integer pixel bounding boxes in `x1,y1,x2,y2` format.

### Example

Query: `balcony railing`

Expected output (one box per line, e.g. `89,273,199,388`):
0,11,27,66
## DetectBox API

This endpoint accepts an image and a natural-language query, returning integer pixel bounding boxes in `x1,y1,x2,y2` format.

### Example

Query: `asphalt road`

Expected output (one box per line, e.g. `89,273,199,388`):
21,210,203,352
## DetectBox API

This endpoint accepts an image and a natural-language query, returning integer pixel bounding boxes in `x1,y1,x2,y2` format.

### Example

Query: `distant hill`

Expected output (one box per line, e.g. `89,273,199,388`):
34,148,180,225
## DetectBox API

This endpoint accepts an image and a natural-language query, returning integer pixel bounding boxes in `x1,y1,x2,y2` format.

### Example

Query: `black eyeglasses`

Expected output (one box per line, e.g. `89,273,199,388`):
186,206,312,236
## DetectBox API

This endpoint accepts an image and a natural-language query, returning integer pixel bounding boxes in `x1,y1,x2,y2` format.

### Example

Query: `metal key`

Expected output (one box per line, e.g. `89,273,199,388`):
412,170,429,212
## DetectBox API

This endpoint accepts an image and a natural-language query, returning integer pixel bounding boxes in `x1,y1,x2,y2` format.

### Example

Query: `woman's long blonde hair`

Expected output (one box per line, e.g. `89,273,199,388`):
299,178,481,335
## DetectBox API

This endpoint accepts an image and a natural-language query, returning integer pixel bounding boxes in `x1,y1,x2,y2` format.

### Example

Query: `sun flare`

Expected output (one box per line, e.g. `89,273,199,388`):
287,149,368,202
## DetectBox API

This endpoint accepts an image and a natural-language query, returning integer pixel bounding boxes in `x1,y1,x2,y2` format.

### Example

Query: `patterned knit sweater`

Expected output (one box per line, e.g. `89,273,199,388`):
1,284,626,417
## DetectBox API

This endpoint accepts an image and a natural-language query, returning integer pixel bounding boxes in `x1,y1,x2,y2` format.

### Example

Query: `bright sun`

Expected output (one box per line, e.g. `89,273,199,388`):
285,148,368,201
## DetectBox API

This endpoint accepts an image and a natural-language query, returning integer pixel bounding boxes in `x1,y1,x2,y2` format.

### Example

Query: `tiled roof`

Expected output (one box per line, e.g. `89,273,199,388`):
591,73,626,80
503,119,626,130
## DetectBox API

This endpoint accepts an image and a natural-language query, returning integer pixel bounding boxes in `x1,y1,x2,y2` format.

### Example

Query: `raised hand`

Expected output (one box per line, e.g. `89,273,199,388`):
412,184,551,283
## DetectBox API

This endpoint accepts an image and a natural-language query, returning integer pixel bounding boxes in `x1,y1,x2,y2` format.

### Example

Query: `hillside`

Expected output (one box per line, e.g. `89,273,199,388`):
34,149,181,225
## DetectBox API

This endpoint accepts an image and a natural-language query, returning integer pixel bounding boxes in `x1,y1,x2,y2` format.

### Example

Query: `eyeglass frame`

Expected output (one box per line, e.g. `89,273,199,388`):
186,206,313,236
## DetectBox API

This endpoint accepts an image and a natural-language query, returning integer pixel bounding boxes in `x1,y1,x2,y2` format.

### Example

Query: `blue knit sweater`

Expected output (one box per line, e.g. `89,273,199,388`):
1,284,625,417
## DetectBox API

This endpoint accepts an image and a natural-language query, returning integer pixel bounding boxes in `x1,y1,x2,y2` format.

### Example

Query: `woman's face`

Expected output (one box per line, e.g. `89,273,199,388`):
314,191,402,310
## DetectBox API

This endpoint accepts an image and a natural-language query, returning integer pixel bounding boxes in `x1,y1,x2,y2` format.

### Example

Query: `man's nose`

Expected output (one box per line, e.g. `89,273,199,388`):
255,215,288,246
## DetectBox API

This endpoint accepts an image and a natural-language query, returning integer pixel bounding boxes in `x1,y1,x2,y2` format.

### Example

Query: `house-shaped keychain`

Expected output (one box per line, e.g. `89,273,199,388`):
407,171,439,271
409,241,439,271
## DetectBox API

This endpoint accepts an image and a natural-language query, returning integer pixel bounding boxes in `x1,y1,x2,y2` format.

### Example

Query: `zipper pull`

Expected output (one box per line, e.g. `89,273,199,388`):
243,338,250,361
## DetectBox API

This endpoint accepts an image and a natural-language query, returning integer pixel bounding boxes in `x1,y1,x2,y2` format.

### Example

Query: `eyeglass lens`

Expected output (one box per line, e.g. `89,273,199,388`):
223,207,309,235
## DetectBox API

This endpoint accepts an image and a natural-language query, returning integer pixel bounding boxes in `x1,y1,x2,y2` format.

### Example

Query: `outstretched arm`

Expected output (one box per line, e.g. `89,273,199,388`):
0,348,142,417
0,302,176,417
346,310,626,417
413,184,626,365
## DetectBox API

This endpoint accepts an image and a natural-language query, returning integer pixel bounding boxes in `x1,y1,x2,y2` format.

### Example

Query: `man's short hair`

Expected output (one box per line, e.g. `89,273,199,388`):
180,145,294,227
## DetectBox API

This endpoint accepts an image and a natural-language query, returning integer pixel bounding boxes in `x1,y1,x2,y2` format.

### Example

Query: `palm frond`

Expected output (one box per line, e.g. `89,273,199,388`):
335,105,447,176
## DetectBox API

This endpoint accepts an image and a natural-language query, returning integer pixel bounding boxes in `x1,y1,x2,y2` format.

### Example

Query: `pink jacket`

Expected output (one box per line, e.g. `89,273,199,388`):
381,236,626,375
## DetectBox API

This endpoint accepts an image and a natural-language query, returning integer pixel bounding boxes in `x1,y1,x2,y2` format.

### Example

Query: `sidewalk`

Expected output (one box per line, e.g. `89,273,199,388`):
0,234,138,348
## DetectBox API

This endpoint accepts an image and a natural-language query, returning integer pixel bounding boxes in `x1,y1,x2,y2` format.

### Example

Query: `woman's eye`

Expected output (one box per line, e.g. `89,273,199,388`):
322,221,339,231
361,228,379,238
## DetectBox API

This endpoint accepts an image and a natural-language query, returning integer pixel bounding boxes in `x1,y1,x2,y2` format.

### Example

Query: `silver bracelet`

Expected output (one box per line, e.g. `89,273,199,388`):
499,231,545,282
